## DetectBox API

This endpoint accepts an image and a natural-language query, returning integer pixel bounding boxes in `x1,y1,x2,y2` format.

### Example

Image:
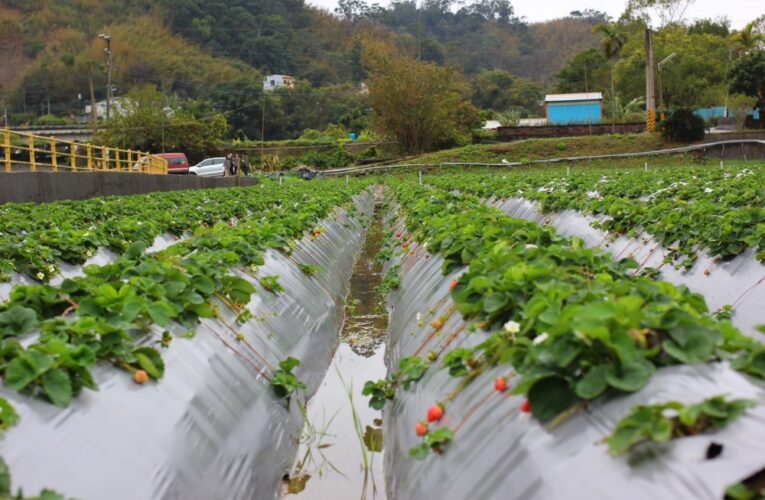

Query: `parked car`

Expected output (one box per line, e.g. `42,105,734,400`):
189,157,226,177
155,152,190,174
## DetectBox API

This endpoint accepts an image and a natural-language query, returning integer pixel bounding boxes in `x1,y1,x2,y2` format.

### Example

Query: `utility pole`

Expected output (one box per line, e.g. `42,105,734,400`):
261,91,266,160
417,1,422,60
98,34,113,120
645,28,656,132
88,63,98,135
657,52,677,119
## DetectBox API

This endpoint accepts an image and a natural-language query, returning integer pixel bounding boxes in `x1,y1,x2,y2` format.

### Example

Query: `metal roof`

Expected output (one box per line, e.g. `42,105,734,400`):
545,92,603,102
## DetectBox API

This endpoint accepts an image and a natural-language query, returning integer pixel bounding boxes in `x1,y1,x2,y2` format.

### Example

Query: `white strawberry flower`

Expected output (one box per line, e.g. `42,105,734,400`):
533,332,550,345
416,312,422,322
661,408,679,419
704,187,713,193
47,265,55,273
504,320,520,334
86,250,93,257
36,272,45,280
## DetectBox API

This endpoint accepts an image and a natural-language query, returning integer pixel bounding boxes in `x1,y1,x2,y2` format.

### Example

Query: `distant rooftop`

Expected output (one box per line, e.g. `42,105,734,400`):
545,93,603,103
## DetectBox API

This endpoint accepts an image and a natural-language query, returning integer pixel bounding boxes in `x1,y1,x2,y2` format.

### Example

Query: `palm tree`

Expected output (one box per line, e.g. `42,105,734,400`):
731,22,765,58
593,23,628,123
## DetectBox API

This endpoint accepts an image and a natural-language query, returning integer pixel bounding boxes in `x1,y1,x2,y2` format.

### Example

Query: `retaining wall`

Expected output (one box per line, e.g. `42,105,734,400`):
497,123,646,142
0,171,260,204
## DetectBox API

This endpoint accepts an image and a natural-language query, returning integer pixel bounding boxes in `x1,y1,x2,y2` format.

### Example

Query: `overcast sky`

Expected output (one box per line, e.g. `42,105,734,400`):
305,0,761,29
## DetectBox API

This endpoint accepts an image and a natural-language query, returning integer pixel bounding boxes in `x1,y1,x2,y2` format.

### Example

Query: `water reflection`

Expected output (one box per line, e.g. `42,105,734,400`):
286,196,389,499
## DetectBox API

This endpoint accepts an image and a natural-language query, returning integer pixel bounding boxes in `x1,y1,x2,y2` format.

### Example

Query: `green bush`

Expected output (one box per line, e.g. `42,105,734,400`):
33,115,71,126
299,146,354,169
661,108,705,142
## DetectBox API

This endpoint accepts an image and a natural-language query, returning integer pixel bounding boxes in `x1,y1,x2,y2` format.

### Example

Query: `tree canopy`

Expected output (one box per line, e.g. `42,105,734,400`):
728,51,765,105
366,45,478,154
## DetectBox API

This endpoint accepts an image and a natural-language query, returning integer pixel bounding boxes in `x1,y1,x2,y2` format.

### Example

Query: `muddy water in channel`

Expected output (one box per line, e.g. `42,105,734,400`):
285,195,388,500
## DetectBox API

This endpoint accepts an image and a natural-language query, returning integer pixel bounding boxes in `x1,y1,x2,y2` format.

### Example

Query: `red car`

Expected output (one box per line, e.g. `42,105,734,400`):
155,152,190,174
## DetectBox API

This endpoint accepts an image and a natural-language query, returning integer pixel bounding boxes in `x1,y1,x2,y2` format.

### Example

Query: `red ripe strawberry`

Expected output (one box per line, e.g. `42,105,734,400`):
520,400,531,413
402,243,409,249
449,279,458,291
395,231,402,238
494,377,508,392
415,422,428,437
430,318,443,330
427,404,444,422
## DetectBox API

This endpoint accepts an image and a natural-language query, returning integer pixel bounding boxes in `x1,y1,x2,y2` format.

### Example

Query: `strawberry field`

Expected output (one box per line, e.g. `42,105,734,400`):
0,163,764,499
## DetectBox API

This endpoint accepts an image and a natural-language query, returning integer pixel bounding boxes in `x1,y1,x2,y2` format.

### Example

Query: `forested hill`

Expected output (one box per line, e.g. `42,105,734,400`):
0,0,602,115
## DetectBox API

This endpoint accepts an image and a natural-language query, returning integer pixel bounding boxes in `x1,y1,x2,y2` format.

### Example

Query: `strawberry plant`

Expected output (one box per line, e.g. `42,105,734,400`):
376,265,401,295
297,263,322,277
606,396,755,456
408,427,454,460
385,179,765,429
0,456,72,499
398,356,428,389
260,275,285,294
427,164,765,267
363,355,431,409
725,482,765,500
362,378,395,410
271,357,307,406
0,398,19,430
0,178,371,411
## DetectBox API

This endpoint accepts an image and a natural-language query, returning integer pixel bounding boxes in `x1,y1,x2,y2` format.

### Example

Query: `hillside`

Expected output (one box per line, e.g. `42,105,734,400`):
0,0,601,120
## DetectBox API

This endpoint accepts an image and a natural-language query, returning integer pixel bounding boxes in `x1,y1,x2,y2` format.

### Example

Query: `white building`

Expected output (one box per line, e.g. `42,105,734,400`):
263,74,295,91
84,98,131,119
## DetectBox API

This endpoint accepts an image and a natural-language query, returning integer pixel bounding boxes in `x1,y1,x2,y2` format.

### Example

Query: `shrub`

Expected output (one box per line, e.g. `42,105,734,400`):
299,146,354,169
33,115,71,126
661,108,705,142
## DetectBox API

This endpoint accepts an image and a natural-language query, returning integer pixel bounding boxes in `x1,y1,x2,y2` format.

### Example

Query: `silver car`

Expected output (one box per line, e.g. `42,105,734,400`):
189,157,226,177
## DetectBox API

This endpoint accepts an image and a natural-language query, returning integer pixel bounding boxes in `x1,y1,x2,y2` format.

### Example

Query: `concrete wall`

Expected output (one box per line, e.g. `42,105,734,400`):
497,122,646,141
0,171,260,204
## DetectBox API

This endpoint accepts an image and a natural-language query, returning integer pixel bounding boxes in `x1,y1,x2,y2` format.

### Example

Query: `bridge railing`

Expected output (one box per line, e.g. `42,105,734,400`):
2,128,167,175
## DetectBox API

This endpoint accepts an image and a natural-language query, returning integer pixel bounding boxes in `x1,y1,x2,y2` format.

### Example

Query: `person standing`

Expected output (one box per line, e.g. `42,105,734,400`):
223,153,232,177
231,154,239,176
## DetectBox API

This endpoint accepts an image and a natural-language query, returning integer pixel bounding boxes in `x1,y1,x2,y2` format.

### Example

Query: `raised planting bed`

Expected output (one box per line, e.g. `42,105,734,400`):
369,180,765,500
0,180,375,499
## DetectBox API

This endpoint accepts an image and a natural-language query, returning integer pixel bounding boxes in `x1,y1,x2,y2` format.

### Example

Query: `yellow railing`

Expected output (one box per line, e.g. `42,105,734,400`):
2,128,168,175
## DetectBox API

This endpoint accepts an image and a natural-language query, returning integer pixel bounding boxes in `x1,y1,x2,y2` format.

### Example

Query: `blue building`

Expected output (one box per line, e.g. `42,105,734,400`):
545,93,603,125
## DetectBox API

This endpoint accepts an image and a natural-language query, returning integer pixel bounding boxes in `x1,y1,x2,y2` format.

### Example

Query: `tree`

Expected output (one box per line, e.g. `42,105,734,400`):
471,70,543,115
625,0,695,27
728,51,765,106
97,85,228,162
730,22,765,58
209,78,267,140
467,0,514,24
593,23,628,121
612,24,730,109
554,49,610,94
335,0,370,23
365,47,478,153
688,17,730,38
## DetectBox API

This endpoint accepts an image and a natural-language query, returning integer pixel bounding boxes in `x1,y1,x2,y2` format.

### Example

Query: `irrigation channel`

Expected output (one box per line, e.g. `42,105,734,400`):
285,189,389,499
